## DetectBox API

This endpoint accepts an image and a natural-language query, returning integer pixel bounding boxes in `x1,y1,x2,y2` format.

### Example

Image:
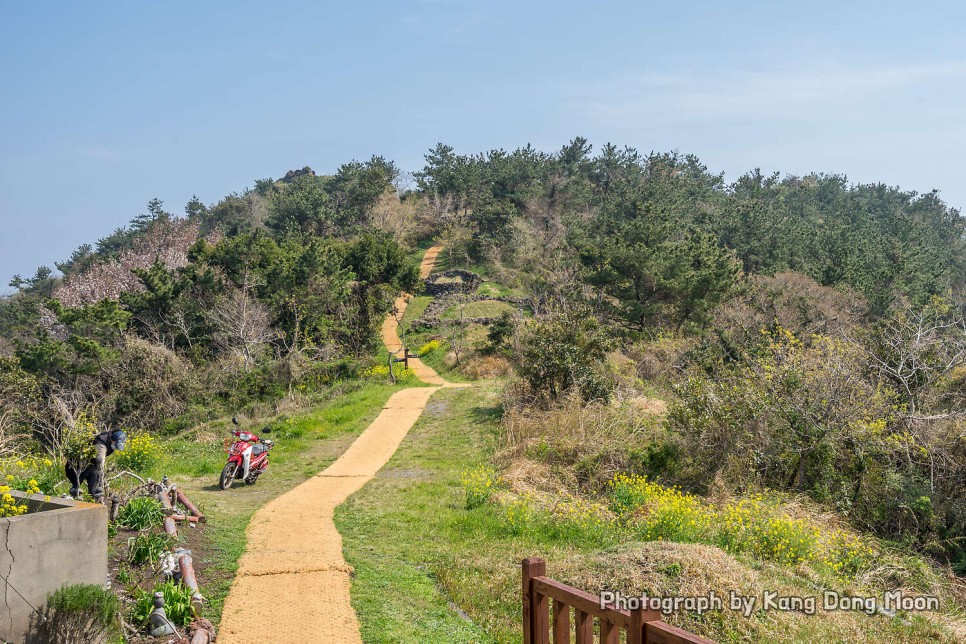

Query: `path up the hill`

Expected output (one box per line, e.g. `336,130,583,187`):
219,245,459,643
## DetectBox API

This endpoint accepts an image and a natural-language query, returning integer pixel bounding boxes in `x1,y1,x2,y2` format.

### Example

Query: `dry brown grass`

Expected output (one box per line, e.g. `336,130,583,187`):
551,541,966,643
500,394,671,492
459,354,511,379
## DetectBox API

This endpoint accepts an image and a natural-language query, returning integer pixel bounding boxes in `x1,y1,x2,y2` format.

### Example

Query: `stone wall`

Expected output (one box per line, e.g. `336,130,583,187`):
411,294,527,330
0,492,107,643
423,270,483,296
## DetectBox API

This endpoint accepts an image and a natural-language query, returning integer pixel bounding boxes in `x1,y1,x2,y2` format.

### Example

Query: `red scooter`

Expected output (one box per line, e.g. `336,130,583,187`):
219,418,274,490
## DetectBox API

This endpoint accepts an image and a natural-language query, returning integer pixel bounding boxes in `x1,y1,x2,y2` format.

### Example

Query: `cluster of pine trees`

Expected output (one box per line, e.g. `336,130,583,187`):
3,138,966,568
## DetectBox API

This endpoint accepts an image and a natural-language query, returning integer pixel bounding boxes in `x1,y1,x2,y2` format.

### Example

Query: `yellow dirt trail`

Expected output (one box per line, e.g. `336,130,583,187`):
219,244,460,643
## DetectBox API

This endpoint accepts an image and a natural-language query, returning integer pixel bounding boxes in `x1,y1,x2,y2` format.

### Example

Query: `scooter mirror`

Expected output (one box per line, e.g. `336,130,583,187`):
262,427,272,434
232,417,239,426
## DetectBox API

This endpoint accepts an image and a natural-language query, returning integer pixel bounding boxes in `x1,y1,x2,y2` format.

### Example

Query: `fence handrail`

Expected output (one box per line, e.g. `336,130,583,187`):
522,556,716,644
532,577,633,628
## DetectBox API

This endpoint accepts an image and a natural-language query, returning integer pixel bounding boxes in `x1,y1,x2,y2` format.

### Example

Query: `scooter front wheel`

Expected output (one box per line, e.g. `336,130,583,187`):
219,463,237,490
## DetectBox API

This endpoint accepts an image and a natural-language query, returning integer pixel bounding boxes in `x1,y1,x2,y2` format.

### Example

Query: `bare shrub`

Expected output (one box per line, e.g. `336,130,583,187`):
0,412,23,460
622,336,694,382
371,189,420,244
103,336,191,430
209,286,278,371
714,272,865,346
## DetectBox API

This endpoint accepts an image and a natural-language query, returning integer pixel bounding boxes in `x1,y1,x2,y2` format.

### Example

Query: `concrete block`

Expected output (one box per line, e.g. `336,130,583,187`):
0,491,107,643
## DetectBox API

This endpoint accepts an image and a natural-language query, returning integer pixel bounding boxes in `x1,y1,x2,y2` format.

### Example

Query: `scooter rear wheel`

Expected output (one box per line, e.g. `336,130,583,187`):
219,463,237,490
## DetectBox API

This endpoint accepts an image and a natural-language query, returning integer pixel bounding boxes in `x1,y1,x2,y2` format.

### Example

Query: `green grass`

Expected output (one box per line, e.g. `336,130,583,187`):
144,380,411,626
335,385,503,642
441,300,516,320
475,282,511,298
399,295,433,334
414,341,477,384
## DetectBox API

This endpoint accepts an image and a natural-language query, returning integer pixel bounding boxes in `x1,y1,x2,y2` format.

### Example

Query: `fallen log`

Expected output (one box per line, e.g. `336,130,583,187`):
158,488,175,515
163,516,178,538
178,552,200,593
171,514,200,523
188,618,216,644
177,551,205,615
176,489,206,522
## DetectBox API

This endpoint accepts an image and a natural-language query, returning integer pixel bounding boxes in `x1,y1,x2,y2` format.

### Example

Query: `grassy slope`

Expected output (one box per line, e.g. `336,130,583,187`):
142,379,413,625
399,295,433,335
335,383,963,644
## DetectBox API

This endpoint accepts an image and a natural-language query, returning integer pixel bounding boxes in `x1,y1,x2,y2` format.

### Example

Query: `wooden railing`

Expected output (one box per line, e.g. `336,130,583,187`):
522,557,715,644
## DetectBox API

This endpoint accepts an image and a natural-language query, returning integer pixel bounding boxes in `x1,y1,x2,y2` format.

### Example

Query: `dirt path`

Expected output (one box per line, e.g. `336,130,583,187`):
219,245,454,643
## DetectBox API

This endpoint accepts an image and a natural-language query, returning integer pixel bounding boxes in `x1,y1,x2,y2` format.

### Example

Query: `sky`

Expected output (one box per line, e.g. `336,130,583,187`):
2,0,966,289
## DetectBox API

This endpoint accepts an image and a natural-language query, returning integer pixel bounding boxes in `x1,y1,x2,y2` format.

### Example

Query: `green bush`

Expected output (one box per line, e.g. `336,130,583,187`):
26,584,121,644
117,496,165,530
484,311,514,354
131,580,195,627
515,314,614,405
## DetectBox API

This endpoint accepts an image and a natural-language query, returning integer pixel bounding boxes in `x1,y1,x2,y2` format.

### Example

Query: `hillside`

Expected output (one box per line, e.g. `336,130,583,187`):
2,142,966,642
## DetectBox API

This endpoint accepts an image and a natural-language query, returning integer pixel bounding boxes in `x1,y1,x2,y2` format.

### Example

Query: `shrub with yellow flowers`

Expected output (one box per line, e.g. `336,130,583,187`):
363,364,391,378
2,455,60,495
818,528,876,579
604,474,874,579
501,494,537,535
545,496,619,543
112,433,163,474
607,473,715,543
418,340,442,356
59,413,98,475
717,495,816,564
462,465,498,509
0,479,42,518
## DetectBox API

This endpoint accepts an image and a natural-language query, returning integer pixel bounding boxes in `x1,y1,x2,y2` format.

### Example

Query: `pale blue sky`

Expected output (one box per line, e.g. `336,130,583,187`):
2,1,965,287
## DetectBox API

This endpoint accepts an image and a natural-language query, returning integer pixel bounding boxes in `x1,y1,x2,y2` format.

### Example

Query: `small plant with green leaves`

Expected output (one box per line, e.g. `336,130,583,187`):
26,584,121,644
115,563,132,584
461,465,498,509
127,532,173,567
266,415,304,439
117,496,165,530
131,580,195,627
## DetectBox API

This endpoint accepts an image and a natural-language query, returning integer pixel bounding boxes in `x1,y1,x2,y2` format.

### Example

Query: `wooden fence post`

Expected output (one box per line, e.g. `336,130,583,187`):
629,606,644,644
522,557,546,644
